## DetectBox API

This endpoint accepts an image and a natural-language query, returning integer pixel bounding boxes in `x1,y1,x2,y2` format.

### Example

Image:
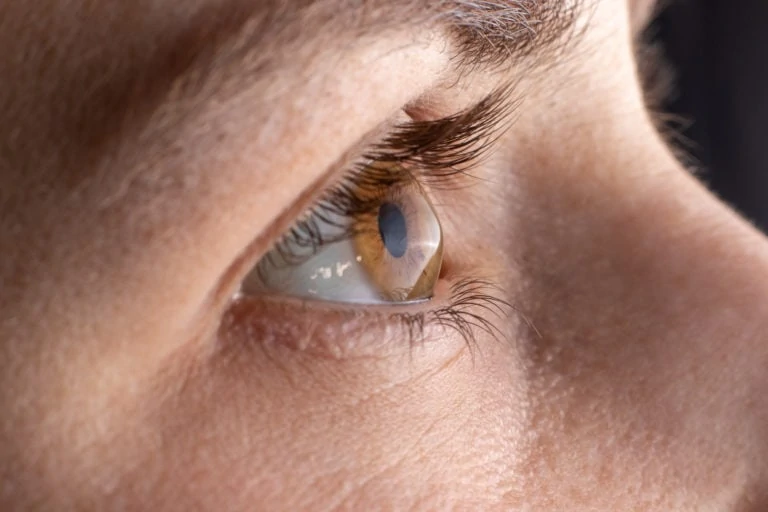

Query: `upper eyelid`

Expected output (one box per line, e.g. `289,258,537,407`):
307,83,518,203
345,83,521,195
263,83,519,270
268,83,518,255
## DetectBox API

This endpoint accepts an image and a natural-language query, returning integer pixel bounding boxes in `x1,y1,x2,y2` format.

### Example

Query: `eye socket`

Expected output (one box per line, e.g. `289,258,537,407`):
241,87,514,308
242,166,443,304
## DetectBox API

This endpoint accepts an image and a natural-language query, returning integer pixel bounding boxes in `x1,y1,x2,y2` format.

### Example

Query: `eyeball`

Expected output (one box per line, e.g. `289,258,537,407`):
243,179,443,304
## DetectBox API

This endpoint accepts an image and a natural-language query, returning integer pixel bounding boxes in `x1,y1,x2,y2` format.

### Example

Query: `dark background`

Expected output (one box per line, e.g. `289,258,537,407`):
654,0,768,233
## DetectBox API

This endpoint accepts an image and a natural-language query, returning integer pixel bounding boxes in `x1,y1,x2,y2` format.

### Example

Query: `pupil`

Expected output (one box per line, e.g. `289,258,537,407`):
378,202,408,258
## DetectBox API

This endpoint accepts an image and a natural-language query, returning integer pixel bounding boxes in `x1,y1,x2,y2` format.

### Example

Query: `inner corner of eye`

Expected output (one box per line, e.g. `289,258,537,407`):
241,170,445,307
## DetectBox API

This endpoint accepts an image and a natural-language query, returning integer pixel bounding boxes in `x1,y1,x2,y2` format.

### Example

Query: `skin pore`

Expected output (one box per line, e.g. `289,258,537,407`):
1,0,767,510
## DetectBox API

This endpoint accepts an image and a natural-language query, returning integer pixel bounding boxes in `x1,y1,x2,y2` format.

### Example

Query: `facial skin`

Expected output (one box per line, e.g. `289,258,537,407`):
1,0,767,510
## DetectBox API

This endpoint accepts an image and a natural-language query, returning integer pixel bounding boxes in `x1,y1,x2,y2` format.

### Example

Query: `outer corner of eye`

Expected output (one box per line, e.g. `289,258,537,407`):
241,169,444,306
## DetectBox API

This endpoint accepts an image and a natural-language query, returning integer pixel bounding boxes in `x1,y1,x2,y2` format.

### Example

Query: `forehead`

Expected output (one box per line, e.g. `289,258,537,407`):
0,0,583,161
198,0,584,70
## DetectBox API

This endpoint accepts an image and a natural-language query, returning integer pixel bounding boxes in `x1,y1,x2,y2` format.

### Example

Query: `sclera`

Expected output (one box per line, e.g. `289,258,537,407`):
244,181,443,304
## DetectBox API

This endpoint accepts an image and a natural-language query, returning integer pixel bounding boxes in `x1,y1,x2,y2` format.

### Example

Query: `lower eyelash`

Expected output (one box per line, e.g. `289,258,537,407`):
396,277,515,355
222,277,517,359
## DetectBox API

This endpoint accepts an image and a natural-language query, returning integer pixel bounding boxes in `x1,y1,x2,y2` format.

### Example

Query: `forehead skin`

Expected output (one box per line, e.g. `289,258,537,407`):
2,0,768,511
0,0,580,183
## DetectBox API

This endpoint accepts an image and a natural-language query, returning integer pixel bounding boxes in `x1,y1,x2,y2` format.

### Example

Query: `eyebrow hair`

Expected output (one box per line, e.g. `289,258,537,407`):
438,0,585,68
214,0,584,77
136,0,586,108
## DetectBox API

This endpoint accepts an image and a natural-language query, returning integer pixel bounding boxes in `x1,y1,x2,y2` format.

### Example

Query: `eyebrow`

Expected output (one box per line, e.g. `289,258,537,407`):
154,0,584,102
221,0,584,72
438,0,585,68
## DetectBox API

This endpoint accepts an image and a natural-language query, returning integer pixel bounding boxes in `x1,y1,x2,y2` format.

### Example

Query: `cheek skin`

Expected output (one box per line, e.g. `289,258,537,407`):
119,313,530,511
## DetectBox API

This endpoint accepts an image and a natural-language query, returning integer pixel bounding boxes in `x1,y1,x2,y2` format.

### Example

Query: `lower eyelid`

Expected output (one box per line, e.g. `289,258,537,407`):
223,279,450,357
218,277,507,360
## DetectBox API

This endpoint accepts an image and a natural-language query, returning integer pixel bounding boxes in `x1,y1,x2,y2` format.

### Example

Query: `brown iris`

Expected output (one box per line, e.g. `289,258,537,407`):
353,182,443,302
244,168,444,304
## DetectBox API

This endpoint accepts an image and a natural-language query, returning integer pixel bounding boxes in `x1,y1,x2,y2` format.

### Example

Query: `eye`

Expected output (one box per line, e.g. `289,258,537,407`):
240,87,512,312
234,88,516,349
243,164,443,304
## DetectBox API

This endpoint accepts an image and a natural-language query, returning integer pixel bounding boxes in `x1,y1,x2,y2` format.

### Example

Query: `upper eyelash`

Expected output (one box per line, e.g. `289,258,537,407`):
365,83,518,184
269,84,518,265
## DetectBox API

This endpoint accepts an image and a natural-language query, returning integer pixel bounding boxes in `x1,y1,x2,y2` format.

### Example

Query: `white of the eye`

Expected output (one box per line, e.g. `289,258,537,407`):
243,212,386,303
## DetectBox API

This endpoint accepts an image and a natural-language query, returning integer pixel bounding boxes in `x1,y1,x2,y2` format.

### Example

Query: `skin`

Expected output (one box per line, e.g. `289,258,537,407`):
1,0,767,510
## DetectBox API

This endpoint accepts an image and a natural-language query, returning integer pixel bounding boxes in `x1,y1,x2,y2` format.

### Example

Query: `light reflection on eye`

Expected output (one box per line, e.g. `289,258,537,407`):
243,178,443,304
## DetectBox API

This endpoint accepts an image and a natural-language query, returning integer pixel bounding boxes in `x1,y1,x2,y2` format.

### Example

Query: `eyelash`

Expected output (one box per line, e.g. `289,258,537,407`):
400,277,516,352
264,85,517,350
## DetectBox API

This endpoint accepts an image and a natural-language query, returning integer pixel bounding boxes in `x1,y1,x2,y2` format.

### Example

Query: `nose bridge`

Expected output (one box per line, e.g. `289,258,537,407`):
604,158,768,415
514,127,768,494
694,208,768,485
697,225,768,494
648,171,768,364
627,168,768,485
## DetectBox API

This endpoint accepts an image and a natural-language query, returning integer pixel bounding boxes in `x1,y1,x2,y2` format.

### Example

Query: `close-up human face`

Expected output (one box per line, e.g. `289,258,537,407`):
1,0,767,510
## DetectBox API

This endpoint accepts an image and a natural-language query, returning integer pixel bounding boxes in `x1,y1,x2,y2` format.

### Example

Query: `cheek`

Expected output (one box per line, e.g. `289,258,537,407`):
114,322,530,510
